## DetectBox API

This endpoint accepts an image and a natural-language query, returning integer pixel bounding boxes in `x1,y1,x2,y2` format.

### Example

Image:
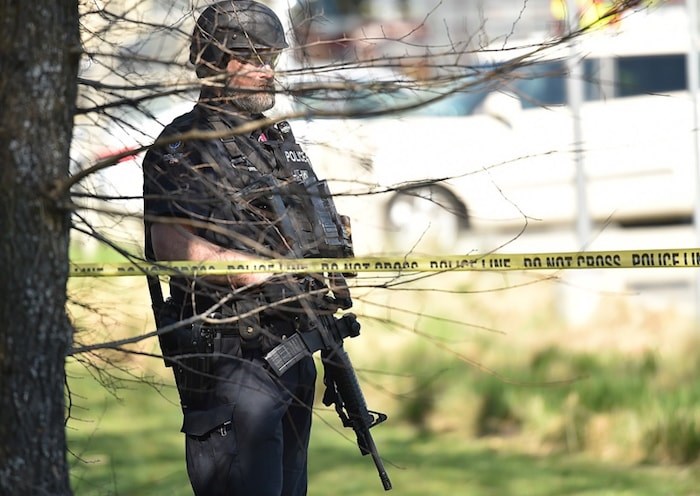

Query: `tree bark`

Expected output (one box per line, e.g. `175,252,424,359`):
0,1,79,494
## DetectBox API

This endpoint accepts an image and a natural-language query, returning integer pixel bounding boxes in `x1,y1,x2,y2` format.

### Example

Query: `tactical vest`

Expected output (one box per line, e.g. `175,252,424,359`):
206,114,352,260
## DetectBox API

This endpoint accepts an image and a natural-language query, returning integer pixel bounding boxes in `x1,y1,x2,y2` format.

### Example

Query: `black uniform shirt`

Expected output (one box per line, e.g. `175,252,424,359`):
144,104,278,248
142,102,302,309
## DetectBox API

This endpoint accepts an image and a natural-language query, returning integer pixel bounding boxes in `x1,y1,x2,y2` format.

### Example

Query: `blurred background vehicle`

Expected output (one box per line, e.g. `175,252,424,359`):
283,4,697,254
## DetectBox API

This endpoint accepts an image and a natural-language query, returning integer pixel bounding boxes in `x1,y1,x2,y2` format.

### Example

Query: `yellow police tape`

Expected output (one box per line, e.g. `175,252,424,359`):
69,248,700,277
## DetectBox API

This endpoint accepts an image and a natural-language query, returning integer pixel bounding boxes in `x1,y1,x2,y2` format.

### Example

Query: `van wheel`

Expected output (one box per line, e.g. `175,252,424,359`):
384,185,468,252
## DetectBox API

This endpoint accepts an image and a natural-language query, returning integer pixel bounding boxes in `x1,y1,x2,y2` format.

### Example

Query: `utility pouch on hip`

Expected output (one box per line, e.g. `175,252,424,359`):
232,298,263,349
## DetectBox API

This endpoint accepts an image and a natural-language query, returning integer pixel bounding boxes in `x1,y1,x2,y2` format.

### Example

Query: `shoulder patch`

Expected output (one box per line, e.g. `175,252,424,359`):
163,141,186,165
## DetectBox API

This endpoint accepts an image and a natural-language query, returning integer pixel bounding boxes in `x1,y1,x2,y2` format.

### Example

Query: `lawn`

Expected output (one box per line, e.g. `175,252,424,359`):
66,354,700,496
66,258,700,495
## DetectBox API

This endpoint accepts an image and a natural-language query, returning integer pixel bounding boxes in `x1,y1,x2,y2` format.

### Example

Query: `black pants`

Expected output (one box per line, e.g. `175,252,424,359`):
183,346,316,496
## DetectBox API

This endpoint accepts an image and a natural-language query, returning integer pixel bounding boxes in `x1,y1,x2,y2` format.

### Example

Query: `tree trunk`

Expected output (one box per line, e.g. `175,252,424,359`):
0,1,79,494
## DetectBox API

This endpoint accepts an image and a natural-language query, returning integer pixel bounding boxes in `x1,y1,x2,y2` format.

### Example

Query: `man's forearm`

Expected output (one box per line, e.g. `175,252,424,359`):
150,222,270,287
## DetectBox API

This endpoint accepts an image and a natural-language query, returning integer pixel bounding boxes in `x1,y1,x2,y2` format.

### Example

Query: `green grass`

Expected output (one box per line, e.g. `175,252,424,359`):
65,271,700,494
69,237,140,263
383,338,700,465
66,358,700,496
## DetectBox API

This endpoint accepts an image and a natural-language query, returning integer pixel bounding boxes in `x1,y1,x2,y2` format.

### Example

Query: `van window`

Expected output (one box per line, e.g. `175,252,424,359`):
615,54,686,96
513,62,567,108
503,54,686,106
507,60,599,108
292,54,689,118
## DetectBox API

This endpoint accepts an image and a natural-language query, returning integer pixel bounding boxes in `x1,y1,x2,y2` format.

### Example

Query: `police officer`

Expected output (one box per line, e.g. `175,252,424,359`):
142,1,334,494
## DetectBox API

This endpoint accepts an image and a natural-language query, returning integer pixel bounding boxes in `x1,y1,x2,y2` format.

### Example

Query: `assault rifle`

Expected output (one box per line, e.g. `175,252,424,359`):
264,308,391,491
254,174,392,491
318,312,393,491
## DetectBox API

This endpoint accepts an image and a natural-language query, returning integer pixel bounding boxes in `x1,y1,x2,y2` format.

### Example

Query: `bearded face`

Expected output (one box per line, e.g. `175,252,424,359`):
227,86,275,114
218,52,278,114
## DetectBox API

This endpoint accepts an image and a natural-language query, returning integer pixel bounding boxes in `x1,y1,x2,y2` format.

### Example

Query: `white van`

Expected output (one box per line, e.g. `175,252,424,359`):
286,5,697,253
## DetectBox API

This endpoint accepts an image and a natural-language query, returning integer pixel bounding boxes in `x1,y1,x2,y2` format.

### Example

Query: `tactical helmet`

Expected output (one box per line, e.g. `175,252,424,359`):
190,0,288,78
